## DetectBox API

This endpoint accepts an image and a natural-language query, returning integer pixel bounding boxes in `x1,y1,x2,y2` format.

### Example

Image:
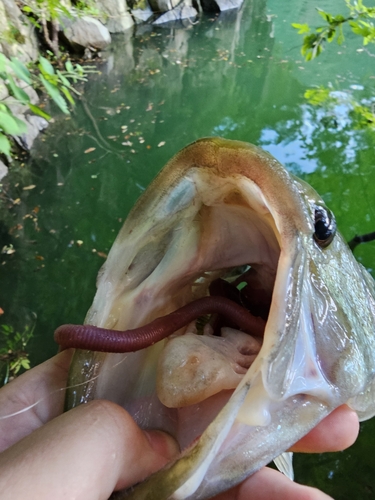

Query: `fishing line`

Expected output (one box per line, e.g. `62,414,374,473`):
0,352,130,421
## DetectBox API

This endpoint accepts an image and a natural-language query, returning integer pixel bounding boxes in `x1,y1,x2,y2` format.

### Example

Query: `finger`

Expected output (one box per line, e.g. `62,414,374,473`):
0,400,179,500
0,349,73,452
213,467,333,500
290,404,359,453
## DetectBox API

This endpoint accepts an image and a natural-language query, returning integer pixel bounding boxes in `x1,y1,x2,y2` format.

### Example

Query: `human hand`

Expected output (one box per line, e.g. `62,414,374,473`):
0,351,359,500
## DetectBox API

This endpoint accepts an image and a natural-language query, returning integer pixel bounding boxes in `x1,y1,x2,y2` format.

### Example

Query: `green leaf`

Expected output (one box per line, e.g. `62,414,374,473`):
9,58,32,85
56,70,71,87
6,74,30,103
28,103,51,120
349,20,372,37
291,23,310,34
75,64,84,76
327,28,336,42
13,115,28,133
65,60,74,73
28,17,41,29
22,6,33,12
60,5,72,18
317,9,333,23
337,25,345,44
60,86,75,106
11,361,21,375
39,75,69,114
332,14,346,23
21,359,30,370
0,53,8,74
0,110,27,135
38,56,55,76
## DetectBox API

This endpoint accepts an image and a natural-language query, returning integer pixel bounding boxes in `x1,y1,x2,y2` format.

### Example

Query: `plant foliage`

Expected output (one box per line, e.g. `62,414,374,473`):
0,323,34,385
21,0,72,57
292,0,375,60
0,53,90,156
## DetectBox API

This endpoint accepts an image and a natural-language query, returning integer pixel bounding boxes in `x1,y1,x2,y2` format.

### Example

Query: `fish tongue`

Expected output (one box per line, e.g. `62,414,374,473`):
156,331,261,409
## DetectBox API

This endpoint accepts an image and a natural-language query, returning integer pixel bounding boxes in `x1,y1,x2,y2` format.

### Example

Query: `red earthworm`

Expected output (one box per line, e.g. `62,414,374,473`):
54,296,266,353
210,277,271,321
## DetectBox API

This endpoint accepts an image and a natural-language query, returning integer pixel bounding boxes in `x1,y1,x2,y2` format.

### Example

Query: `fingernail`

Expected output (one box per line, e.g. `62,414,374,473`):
145,430,180,460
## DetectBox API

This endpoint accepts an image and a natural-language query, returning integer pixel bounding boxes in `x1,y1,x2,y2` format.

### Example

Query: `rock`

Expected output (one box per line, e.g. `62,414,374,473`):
200,0,243,11
153,1,197,24
0,0,39,62
131,0,154,23
0,160,8,181
215,0,243,10
94,0,134,32
0,80,8,102
150,0,180,13
63,16,112,51
4,81,39,116
13,114,48,151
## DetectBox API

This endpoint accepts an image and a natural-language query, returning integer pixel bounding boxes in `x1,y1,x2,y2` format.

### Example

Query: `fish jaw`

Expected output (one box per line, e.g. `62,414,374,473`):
116,394,333,500
65,138,375,499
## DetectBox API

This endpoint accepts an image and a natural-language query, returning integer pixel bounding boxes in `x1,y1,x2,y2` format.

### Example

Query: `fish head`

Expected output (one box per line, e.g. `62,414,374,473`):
65,138,375,499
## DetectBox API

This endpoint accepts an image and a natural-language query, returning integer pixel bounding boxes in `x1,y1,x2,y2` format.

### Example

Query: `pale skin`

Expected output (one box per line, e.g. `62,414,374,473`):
0,350,359,500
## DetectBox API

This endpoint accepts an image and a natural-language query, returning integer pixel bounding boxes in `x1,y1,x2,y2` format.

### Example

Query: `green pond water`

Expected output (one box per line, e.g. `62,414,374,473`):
1,0,375,497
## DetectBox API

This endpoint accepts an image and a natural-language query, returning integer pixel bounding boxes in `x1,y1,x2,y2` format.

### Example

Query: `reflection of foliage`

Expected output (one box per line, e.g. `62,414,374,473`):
260,95,370,179
305,86,375,130
292,2,375,134
292,0,375,60
0,323,34,386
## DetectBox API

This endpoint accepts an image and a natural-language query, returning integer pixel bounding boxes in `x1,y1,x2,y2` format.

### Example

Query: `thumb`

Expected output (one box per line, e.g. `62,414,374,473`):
0,400,179,500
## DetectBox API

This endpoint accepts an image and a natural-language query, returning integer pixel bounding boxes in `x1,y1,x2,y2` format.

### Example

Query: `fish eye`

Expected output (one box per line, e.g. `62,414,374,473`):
313,205,336,248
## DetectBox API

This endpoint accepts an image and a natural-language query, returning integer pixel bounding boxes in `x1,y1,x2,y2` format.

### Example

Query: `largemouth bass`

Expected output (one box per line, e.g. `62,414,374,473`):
59,137,375,499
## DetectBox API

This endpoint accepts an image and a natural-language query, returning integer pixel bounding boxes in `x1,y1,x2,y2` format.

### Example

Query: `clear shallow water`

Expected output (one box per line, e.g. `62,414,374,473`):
1,0,375,497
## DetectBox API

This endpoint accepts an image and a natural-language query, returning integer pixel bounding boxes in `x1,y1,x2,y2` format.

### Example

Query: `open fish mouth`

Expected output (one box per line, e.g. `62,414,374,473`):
58,138,375,499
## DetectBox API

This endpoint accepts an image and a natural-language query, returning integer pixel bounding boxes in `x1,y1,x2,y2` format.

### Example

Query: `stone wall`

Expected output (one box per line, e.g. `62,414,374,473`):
0,0,39,63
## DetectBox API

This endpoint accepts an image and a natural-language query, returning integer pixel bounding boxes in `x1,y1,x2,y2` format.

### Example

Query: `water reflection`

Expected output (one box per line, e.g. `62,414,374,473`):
1,0,375,497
